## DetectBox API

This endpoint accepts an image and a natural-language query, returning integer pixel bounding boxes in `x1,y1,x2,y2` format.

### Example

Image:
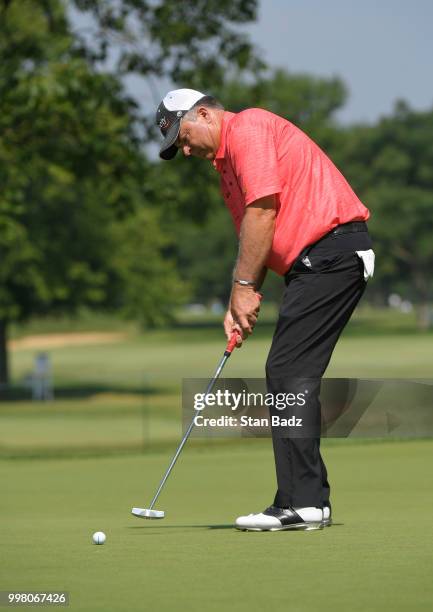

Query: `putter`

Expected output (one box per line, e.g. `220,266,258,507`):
131,330,240,519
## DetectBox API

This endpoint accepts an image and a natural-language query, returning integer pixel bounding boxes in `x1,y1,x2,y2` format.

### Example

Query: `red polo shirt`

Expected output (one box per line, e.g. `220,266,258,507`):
213,109,370,275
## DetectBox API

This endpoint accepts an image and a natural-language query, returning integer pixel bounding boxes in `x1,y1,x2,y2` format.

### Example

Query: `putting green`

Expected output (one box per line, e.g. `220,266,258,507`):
2,440,433,611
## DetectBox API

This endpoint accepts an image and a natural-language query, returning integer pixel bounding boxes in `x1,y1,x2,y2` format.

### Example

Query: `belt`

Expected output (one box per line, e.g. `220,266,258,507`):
328,221,367,236
309,221,368,249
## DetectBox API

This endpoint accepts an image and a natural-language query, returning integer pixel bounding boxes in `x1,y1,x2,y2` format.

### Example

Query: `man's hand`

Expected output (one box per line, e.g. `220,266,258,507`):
223,309,243,347
228,286,261,345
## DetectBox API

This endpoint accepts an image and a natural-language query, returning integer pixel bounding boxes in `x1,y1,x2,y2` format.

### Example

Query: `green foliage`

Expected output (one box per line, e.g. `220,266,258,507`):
71,0,263,90
110,208,189,327
221,69,347,125
174,206,237,304
0,45,141,320
142,156,223,225
0,0,265,382
339,101,433,326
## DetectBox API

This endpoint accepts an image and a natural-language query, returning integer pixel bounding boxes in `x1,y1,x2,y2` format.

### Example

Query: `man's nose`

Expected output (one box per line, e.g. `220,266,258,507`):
182,145,191,157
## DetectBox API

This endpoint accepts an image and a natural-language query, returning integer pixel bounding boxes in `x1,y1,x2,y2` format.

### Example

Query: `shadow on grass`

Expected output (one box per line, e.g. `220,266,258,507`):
0,382,160,402
127,524,234,531
127,523,344,531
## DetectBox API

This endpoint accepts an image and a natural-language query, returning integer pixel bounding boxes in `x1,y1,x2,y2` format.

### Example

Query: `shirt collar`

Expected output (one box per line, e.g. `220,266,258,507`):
213,111,236,170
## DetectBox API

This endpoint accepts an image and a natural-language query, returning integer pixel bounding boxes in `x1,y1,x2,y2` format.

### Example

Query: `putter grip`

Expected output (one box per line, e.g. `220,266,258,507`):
225,332,239,354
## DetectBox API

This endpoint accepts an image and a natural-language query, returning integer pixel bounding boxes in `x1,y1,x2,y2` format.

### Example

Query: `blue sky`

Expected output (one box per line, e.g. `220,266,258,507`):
248,0,433,123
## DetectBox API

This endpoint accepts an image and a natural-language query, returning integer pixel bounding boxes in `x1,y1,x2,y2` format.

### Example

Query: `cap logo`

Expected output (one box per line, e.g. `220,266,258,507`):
159,117,169,129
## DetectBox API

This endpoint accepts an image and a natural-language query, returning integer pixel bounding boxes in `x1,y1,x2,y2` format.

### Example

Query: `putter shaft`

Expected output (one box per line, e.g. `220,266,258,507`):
146,334,238,512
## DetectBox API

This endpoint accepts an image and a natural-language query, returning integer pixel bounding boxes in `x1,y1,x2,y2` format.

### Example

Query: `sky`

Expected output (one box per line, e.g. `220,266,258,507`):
248,0,433,124
70,0,433,126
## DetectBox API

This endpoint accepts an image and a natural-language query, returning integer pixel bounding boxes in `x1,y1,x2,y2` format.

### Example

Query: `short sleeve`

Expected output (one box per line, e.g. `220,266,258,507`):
227,110,282,206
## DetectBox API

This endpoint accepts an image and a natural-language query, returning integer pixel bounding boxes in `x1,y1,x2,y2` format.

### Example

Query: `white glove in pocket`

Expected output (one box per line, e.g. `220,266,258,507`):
356,249,375,280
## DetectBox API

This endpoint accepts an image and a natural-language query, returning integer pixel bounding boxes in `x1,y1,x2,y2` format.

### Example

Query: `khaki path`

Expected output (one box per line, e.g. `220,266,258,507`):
10,332,127,351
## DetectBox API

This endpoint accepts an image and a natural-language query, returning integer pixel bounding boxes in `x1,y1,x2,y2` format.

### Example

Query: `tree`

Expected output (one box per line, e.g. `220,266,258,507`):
175,207,238,304
71,0,263,92
110,207,188,327
0,0,264,384
0,1,175,383
219,68,347,140
339,101,433,329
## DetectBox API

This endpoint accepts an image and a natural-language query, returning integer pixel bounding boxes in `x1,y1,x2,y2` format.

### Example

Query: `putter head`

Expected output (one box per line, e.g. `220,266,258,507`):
131,507,165,519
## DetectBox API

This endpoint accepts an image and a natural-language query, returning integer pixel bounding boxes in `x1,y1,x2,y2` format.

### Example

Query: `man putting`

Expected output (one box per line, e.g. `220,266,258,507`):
156,88,374,531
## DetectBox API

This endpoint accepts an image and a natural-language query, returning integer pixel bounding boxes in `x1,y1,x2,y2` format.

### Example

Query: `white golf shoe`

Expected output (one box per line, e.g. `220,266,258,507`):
322,503,332,527
235,505,323,531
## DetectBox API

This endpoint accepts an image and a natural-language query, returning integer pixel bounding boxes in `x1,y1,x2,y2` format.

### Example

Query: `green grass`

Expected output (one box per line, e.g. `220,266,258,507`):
9,302,429,339
2,309,433,458
9,317,433,387
3,317,432,458
2,309,433,610
9,310,139,339
1,441,433,611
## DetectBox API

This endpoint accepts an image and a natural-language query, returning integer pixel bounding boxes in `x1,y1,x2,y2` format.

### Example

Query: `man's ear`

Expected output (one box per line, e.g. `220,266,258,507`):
197,106,211,123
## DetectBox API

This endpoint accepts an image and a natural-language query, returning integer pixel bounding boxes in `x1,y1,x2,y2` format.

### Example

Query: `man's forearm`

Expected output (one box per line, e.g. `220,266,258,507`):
233,198,276,288
228,196,276,339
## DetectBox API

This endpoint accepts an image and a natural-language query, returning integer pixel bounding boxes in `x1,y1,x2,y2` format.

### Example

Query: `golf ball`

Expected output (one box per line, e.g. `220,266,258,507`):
92,531,106,545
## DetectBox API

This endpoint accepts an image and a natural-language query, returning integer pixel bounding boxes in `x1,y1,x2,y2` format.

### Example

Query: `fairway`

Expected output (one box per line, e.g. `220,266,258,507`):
2,441,433,611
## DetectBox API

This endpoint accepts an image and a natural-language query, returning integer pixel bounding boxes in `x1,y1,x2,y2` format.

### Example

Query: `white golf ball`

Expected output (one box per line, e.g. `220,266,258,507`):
92,531,106,545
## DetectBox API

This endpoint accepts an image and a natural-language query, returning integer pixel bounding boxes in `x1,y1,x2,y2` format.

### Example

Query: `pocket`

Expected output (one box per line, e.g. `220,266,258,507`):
289,249,342,275
307,252,346,273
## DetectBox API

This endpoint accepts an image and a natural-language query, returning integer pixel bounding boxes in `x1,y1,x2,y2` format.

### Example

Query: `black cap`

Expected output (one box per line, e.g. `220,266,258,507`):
156,88,206,160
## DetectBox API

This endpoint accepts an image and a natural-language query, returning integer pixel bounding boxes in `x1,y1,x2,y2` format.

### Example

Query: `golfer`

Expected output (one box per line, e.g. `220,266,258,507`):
156,89,375,531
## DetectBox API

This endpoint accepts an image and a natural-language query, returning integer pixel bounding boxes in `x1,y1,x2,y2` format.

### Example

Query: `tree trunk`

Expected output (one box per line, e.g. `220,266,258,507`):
0,319,9,386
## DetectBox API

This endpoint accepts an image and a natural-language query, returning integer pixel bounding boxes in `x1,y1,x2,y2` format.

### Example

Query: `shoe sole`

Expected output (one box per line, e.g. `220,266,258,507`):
236,521,323,532
321,518,333,527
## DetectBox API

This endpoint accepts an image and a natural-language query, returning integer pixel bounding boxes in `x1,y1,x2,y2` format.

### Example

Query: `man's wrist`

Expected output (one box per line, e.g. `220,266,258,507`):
233,278,256,288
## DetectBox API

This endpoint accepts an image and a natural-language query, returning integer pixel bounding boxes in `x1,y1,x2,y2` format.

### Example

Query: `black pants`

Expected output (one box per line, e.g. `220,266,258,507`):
265,228,373,508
